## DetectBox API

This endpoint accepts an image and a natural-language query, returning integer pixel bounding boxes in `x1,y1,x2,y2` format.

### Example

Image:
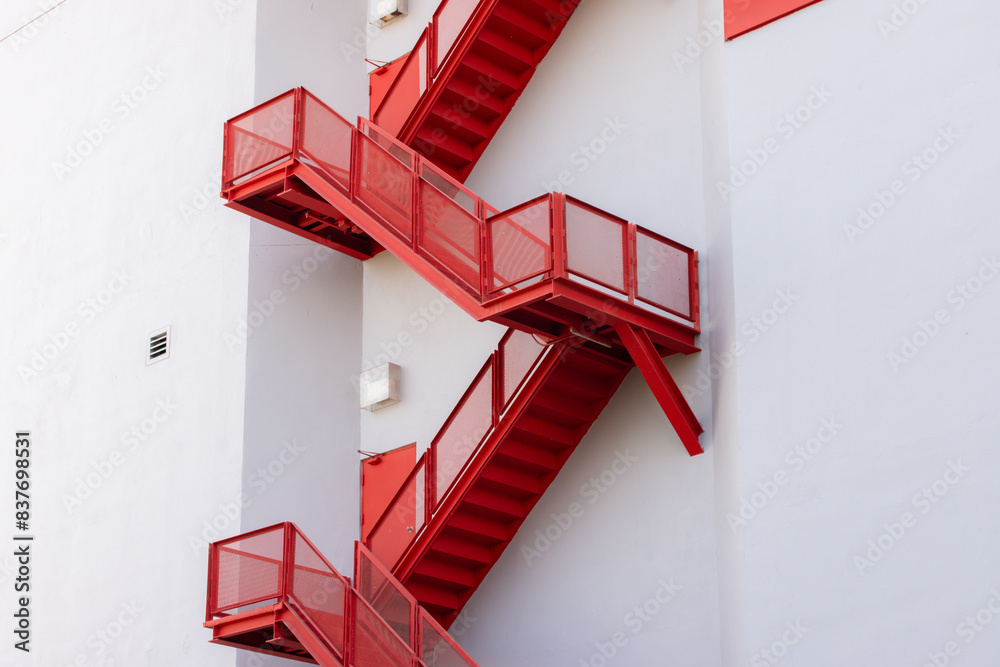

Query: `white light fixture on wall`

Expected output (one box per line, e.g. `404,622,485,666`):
371,0,407,27
360,363,401,411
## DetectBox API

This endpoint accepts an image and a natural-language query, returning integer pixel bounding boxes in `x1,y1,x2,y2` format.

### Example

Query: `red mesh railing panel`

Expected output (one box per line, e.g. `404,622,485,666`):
418,179,482,297
289,534,348,655
433,0,479,73
433,362,493,505
421,612,476,667
213,526,285,613
356,547,414,645
352,591,415,667
357,131,415,242
369,460,426,570
226,92,295,187
565,200,627,293
420,162,477,215
487,199,551,293
635,229,692,319
500,330,545,408
300,92,354,195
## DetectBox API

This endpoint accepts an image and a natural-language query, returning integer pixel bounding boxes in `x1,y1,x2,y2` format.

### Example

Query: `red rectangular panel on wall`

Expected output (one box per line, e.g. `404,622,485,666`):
368,55,408,120
725,0,824,40
361,443,417,542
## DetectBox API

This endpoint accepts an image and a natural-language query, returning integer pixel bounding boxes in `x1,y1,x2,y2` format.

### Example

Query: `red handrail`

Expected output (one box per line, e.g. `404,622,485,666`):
223,89,701,330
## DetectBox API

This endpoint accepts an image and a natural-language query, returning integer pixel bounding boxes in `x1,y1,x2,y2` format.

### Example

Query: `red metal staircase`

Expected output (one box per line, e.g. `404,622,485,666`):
369,0,584,181
362,328,634,627
214,86,706,658
210,0,706,661
204,522,479,666
222,88,703,454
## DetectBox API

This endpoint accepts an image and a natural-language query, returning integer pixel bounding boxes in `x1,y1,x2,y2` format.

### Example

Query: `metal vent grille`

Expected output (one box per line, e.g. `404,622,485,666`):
147,327,170,365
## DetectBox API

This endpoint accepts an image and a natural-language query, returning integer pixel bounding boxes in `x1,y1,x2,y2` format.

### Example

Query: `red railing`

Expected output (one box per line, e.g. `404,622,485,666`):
222,90,297,188
370,0,487,134
206,522,477,666
431,0,481,76
223,89,700,330
365,329,549,568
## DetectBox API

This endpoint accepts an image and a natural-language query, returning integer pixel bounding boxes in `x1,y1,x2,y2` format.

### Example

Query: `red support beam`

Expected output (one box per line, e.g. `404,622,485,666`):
614,322,704,457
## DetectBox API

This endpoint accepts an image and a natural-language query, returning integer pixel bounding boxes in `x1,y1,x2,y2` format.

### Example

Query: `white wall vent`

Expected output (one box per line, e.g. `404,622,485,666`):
147,327,170,365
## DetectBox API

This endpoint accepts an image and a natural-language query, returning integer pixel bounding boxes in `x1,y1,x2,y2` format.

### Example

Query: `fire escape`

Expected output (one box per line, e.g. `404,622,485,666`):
205,3,703,665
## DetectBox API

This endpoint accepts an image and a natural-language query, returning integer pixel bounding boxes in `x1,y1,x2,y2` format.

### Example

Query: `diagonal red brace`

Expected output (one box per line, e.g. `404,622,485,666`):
615,323,704,457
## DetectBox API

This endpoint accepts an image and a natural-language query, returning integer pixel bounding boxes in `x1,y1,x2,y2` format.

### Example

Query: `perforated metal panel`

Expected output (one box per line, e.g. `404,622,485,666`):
290,534,347,654
421,612,477,666
213,527,284,613
356,547,414,646
357,133,414,242
635,229,690,318
433,0,480,71
421,163,476,214
501,330,545,407
565,201,626,293
488,200,551,293
300,93,354,195
227,93,295,186
434,363,493,504
418,179,481,296
353,592,414,667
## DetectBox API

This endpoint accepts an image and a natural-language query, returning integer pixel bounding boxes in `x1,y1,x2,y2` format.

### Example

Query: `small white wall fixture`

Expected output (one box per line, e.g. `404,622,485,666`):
360,362,401,411
371,0,407,27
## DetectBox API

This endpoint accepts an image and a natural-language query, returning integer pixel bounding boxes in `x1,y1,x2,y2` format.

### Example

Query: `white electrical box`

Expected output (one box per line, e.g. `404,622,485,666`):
371,0,407,27
360,362,401,411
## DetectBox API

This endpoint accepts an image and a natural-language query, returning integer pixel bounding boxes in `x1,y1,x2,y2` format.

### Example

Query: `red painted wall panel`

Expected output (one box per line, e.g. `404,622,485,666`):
368,55,408,120
725,0,825,40
360,443,417,541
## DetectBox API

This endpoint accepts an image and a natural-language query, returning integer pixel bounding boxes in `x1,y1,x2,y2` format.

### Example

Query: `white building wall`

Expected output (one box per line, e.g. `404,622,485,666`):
360,0,728,664
0,1,255,665
237,2,368,666
242,0,367,575
724,0,1000,664
6,0,993,665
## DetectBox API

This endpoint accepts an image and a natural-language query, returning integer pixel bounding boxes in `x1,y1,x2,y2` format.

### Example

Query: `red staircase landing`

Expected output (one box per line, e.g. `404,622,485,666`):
204,523,478,666
222,89,700,358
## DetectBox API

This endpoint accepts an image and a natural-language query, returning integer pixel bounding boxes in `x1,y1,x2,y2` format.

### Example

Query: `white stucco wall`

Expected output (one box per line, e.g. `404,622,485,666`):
237,2,367,666
0,1,256,665
724,0,1000,664
6,0,992,664
242,0,367,572
359,0,728,664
